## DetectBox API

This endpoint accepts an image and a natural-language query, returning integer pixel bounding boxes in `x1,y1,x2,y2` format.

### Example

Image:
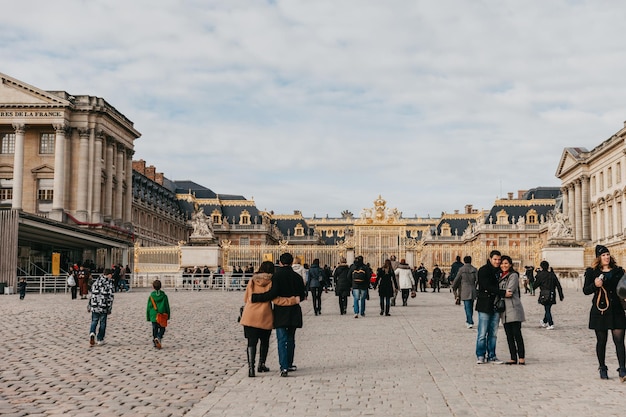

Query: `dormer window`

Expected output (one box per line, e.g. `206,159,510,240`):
211,209,221,224
440,222,451,237
294,223,304,236
240,210,250,225
496,209,509,225
526,209,538,224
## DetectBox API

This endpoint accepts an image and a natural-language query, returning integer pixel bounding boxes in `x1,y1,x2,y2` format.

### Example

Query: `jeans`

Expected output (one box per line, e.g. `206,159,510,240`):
276,327,296,371
352,288,367,315
90,312,108,342
543,304,553,326
379,296,391,315
463,299,475,325
476,311,500,359
401,289,410,305
152,322,166,340
310,287,322,313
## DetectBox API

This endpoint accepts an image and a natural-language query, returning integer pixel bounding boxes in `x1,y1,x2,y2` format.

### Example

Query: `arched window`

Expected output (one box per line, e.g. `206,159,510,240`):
294,223,305,236
496,209,509,225
440,222,451,237
211,209,221,224
526,209,538,224
240,210,251,225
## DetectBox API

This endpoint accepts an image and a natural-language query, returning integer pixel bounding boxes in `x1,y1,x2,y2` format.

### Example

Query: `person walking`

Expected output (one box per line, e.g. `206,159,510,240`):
416,263,428,292
583,245,626,381
348,255,372,318
450,255,464,297
250,253,307,377
147,279,170,349
305,259,326,316
240,261,299,377
499,255,526,365
534,261,564,330
333,258,351,315
77,265,90,299
17,277,27,300
375,259,398,316
389,255,400,306
475,250,504,364
88,269,114,346
452,256,478,328
68,269,78,300
395,259,415,307
432,264,442,292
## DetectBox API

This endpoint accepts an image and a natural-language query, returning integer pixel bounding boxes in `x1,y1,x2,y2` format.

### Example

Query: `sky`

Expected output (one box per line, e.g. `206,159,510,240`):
2,0,626,219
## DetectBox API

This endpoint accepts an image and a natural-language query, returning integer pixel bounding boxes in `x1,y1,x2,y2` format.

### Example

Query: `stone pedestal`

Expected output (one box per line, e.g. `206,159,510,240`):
180,244,220,268
541,246,584,269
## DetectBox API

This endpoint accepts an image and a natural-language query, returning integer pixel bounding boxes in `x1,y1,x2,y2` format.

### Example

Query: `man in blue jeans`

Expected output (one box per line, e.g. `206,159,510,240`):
88,269,114,346
475,250,504,364
347,256,371,318
251,253,307,377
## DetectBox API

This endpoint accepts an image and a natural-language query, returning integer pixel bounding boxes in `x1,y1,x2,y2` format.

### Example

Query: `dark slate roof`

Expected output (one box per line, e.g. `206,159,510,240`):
521,187,562,200
486,203,554,225
273,218,311,237
172,180,217,199
435,218,476,236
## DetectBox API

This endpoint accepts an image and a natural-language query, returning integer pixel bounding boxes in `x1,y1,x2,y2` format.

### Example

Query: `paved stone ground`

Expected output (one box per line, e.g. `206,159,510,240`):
1,285,625,416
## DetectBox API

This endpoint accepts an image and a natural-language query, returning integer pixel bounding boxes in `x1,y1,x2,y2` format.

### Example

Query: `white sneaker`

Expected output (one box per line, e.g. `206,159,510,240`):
546,325,555,330
476,356,486,364
96,340,105,345
466,323,474,329
539,320,547,328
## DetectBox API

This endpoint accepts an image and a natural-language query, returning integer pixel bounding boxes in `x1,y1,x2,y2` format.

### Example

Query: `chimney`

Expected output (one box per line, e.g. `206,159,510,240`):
154,172,164,185
465,204,473,214
454,210,459,214
145,165,156,181
132,159,146,175
518,190,527,199
507,192,513,200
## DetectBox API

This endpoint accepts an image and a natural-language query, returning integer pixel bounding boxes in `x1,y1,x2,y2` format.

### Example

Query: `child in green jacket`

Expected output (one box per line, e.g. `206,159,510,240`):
147,279,171,349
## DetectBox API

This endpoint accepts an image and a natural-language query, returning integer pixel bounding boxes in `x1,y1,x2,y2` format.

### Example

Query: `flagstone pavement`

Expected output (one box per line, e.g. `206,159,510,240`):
1,285,624,416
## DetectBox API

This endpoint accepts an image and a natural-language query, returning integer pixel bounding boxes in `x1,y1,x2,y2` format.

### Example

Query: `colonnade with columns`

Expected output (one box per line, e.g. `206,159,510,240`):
561,176,591,241
8,121,133,227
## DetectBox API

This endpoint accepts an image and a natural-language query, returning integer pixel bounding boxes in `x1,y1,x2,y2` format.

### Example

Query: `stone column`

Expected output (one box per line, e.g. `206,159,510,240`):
103,137,114,221
114,144,125,224
124,148,134,227
75,128,90,221
11,124,25,210
91,131,104,223
567,185,575,237
561,186,568,217
574,180,583,241
50,123,67,221
581,175,590,241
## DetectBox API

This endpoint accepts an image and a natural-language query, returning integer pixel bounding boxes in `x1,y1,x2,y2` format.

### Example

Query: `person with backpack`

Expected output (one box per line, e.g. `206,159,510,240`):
534,260,564,330
348,255,372,318
333,259,351,315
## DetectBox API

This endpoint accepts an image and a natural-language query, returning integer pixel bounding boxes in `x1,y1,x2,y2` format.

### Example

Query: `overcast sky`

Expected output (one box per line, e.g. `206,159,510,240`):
2,1,625,218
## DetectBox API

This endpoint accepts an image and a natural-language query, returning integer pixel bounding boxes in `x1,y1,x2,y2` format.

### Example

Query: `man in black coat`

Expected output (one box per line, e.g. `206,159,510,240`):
251,252,307,377
475,250,503,364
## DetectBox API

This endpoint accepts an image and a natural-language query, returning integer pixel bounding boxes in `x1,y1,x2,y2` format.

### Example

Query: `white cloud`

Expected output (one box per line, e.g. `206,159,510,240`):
2,0,625,216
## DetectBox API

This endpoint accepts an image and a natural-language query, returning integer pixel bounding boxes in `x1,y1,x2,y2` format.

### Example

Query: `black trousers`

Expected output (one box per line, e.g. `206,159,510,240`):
503,321,525,361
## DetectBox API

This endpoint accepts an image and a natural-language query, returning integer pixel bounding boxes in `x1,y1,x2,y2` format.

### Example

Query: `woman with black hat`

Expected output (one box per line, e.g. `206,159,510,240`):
583,245,626,381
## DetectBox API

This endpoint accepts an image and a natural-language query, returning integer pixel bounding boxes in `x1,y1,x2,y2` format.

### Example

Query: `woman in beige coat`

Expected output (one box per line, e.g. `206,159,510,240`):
240,261,299,377
499,255,526,365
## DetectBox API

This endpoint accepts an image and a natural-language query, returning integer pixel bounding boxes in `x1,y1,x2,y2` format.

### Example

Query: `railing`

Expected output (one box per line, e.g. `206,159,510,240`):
132,272,254,291
15,275,69,294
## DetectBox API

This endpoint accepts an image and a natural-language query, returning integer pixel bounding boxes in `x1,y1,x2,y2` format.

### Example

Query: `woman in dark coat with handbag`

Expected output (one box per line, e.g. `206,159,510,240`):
333,258,351,315
375,259,399,316
534,261,564,330
583,245,626,381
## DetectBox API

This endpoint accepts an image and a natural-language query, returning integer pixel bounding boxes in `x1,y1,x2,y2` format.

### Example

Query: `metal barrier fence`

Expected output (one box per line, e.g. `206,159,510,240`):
133,272,255,291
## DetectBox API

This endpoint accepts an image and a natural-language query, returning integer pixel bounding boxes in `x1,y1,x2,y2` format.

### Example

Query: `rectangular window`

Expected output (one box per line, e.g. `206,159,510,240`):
618,162,622,184
1,133,15,154
608,167,613,187
239,237,250,246
600,172,604,191
0,178,12,204
39,133,55,154
37,178,54,213
591,175,596,195
498,237,507,246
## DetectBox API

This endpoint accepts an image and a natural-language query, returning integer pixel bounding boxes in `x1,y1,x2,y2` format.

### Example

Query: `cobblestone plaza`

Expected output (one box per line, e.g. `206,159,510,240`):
2,287,626,416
